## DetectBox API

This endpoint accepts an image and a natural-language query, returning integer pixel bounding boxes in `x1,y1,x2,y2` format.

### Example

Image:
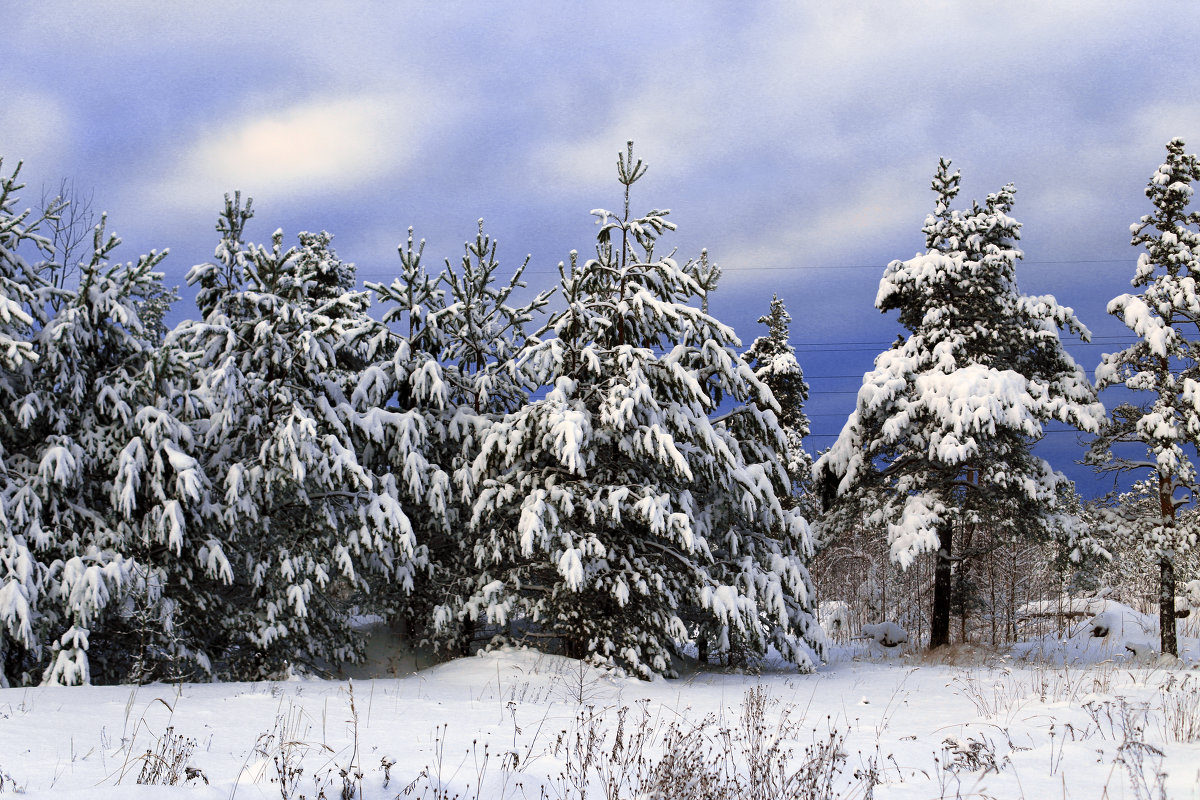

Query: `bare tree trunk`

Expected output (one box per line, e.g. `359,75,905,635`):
930,522,953,649
959,524,974,643
460,617,476,657
880,558,887,626
989,538,997,647
1159,474,1179,657
1160,555,1178,657
1009,538,1018,642
564,636,585,660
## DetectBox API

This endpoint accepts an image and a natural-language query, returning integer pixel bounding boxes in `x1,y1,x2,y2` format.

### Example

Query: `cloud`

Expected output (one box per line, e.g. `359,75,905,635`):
538,85,728,190
1126,102,1200,156
531,0,1147,195
146,90,445,213
0,88,71,169
723,165,932,273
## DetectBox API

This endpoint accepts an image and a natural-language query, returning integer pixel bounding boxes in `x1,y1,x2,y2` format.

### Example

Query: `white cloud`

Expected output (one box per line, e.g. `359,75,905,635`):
1126,102,1200,155
724,168,929,272
148,91,444,213
0,88,71,168
533,0,1144,195
539,80,729,190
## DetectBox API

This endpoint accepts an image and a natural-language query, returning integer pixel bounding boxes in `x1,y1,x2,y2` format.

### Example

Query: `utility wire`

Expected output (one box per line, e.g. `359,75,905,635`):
351,256,1133,279
805,429,1093,439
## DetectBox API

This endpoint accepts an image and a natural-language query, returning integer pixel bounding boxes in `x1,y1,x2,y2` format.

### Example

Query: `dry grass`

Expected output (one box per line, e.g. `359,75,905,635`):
1156,673,1200,744
911,643,1011,668
400,686,862,800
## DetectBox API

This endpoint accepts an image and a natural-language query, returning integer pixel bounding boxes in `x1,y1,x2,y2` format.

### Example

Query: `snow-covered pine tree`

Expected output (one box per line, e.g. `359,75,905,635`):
464,143,822,677
293,230,359,315
0,160,185,685
167,196,430,678
815,159,1104,649
697,387,824,668
439,220,552,416
399,222,551,653
0,159,53,685
101,330,214,683
28,218,179,685
1087,138,1200,657
746,295,814,516
1083,480,1200,614
355,229,457,650
0,161,47,377
359,221,549,654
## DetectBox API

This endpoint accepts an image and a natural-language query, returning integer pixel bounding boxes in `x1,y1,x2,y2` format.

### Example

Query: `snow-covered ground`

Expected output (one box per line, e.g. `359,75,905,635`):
2,608,1199,799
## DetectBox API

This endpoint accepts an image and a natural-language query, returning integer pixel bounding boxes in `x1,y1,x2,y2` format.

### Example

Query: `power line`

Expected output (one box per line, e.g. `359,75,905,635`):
792,334,1136,350
352,256,1132,279
805,429,1094,439
790,342,1135,355
718,258,1132,273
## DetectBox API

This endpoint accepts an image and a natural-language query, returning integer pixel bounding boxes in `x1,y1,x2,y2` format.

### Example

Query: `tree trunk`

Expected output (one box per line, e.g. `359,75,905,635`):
958,524,974,643
1161,555,1178,657
563,636,585,660
930,522,954,649
989,544,997,647
1159,474,1179,657
1009,538,1018,642
459,617,476,657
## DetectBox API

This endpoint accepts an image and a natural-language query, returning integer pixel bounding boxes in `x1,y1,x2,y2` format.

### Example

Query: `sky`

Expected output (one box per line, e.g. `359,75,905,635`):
4,1,1200,497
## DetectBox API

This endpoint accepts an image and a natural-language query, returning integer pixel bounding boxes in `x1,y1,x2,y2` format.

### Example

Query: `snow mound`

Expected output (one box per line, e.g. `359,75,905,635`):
819,600,851,639
860,621,909,648
1012,599,1199,665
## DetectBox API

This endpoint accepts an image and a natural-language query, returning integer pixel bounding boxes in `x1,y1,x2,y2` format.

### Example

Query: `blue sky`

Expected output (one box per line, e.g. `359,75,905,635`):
4,1,1200,495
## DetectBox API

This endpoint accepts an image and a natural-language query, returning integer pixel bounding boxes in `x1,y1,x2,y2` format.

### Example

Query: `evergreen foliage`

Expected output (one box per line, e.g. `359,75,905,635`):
1087,138,1200,657
0,161,177,685
155,196,431,679
362,221,551,655
816,159,1104,648
462,144,822,677
13,139,1172,681
746,295,814,516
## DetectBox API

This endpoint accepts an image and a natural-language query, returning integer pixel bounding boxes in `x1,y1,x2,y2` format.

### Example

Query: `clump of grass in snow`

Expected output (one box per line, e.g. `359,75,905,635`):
134,726,207,786
1157,673,1200,743
0,765,22,793
404,686,859,800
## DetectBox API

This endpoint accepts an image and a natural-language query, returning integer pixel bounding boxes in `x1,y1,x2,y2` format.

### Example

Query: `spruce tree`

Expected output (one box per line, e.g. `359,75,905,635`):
463,143,822,676
816,160,1104,649
1087,138,1200,657
746,295,814,515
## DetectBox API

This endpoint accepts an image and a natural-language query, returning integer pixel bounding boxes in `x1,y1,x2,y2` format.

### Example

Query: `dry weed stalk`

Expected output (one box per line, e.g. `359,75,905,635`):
134,726,206,786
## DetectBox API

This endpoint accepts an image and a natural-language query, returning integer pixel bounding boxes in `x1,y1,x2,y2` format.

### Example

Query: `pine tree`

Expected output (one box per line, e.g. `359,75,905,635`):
0,160,43,384
0,158,184,685
463,143,822,677
164,196,431,678
746,295,814,516
1087,138,1200,657
439,220,552,414
102,333,214,683
816,159,1104,649
0,159,53,685
361,221,550,655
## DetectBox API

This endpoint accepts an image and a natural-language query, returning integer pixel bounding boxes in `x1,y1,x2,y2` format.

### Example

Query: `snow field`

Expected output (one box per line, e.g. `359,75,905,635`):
2,647,1198,799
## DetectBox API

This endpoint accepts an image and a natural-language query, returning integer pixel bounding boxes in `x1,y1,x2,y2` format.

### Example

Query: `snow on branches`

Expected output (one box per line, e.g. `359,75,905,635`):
816,161,1102,650
462,144,822,677
1087,138,1200,657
